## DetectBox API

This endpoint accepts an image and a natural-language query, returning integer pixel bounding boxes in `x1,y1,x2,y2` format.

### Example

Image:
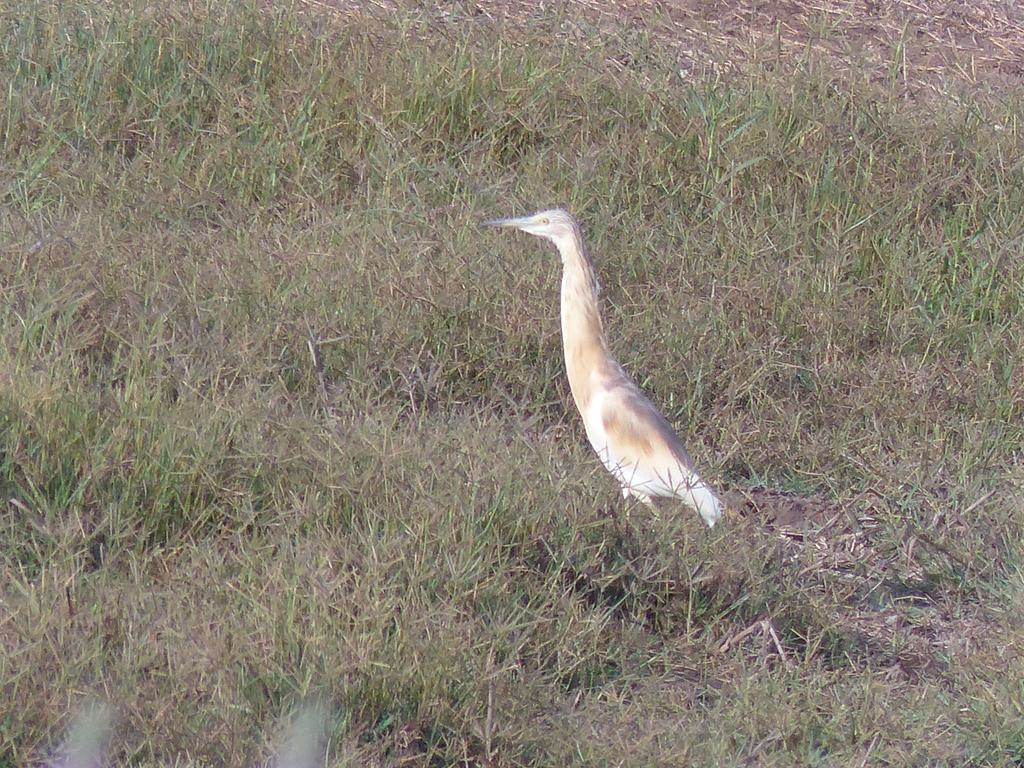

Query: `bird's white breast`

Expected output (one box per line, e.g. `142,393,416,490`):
582,390,614,472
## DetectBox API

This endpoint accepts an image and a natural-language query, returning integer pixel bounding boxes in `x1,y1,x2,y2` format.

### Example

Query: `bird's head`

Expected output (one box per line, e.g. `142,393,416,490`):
484,208,580,250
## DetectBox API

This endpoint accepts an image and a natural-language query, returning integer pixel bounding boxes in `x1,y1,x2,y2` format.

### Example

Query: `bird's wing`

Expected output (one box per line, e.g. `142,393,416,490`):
598,378,697,476
596,377,723,526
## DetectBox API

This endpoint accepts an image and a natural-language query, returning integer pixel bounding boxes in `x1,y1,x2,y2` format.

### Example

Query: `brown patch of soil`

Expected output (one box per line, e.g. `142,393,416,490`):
729,484,1001,678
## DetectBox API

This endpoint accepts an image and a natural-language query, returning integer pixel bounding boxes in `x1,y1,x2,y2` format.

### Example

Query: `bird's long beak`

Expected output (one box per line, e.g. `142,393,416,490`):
483,214,536,230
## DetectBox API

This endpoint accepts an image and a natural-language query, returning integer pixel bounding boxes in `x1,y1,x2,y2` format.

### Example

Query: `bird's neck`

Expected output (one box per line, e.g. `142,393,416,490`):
555,231,610,412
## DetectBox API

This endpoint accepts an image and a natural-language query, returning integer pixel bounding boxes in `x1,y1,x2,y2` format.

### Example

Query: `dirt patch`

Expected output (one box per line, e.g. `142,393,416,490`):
731,485,1000,678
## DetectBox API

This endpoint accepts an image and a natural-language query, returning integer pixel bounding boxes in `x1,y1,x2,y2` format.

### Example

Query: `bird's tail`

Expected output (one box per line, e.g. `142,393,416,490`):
682,478,723,528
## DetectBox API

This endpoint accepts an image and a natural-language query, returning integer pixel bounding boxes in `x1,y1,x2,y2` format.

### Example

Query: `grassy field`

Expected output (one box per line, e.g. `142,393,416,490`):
2,1,1024,765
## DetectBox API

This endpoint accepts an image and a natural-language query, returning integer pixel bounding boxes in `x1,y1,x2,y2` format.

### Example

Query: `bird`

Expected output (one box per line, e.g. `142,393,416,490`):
485,208,723,527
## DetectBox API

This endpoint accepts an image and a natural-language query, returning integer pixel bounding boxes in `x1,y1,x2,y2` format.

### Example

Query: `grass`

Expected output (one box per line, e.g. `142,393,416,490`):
2,0,1024,765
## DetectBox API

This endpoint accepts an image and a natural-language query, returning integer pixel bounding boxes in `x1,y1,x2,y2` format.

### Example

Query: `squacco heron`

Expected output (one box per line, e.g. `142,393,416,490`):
485,209,723,527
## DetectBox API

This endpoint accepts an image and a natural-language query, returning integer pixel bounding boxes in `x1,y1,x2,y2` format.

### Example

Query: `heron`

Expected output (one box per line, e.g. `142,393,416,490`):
485,208,723,528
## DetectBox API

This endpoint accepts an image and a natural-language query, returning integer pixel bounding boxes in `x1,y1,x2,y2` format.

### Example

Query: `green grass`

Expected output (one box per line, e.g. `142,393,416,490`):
2,1,1024,765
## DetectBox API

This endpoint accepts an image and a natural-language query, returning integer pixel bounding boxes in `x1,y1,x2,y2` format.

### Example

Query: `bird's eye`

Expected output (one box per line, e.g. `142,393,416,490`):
540,217,550,225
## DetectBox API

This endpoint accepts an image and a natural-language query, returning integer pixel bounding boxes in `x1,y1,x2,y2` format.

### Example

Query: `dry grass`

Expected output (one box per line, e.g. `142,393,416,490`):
314,0,1024,92
2,0,1024,765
